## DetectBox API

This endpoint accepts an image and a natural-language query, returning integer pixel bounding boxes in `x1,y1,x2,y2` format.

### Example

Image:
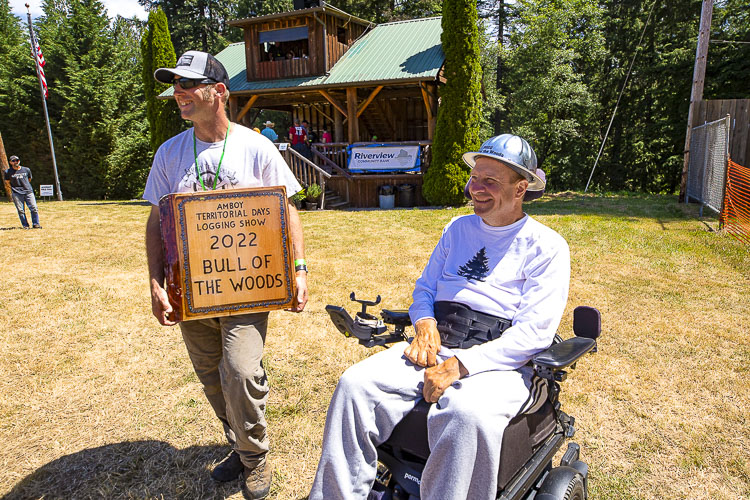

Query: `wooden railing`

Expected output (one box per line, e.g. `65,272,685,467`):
278,145,331,209
310,146,352,178
257,58,310,80
311,147,351,205
311,142,349,172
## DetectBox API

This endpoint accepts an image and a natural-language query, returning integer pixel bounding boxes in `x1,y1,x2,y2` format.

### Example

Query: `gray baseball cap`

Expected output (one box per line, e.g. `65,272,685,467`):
154,50,229,87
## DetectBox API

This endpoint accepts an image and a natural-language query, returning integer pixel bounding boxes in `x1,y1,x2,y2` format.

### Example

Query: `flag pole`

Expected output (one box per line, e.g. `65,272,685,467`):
25,3,62,201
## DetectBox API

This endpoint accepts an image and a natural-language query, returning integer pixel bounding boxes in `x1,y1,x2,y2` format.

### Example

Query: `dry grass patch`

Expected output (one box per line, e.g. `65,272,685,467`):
1,194,748,499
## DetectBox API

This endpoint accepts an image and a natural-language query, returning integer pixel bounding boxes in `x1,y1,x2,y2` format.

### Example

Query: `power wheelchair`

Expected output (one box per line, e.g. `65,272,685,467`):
326,293,601,500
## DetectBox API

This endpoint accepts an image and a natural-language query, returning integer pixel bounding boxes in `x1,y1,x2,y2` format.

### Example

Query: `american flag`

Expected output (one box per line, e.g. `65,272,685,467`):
34,35,48,99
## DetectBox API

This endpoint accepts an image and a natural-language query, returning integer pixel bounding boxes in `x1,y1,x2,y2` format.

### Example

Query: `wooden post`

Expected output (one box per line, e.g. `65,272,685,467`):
679,0,713,202
420,82,438,140
319,90,348,117
356,86,383,117
334,109,344,143
346,87,359,143
229,96,238,122
0,132,12,200
236,95,259,123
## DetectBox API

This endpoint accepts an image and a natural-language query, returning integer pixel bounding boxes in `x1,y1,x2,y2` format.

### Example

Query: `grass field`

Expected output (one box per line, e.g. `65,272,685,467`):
1,193,748,499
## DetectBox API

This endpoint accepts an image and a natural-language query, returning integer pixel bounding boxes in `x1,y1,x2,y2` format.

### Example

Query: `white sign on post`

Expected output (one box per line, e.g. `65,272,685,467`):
40,185,54,197
278,143,289,151
348,145,421,172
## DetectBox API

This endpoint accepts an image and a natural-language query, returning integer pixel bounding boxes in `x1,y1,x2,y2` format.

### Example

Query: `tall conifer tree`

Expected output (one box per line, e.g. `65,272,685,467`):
141,8,181,153
422,0,482,206
0,0,39,169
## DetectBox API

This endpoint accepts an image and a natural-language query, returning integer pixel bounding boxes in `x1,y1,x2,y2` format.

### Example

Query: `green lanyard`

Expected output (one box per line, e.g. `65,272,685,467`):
193,122,231,191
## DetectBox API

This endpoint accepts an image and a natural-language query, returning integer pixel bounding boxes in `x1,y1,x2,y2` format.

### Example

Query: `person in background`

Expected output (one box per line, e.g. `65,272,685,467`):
290,120,313,160
4,155,41,229
321,128,332,145
261,121,278,142
307,128,318,146
289,119,307,155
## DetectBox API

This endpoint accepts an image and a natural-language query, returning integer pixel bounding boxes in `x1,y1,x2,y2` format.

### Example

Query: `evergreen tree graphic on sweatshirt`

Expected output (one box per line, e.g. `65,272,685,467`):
457,247,490,282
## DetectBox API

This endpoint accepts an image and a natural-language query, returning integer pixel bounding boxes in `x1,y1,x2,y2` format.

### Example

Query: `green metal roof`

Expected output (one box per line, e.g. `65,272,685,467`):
321,17,444,86
160,16,443,97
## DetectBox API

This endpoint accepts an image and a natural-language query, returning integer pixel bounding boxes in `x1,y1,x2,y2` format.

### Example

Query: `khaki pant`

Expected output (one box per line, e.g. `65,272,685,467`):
180,313,270,468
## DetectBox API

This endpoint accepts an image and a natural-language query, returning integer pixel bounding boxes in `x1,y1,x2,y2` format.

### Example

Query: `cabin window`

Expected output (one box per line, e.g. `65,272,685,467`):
337,26,347,44
259,26,310,62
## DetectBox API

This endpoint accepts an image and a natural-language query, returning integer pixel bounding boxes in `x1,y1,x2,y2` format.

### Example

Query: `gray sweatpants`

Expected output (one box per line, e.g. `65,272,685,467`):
309,342,533,500
179,312,270,468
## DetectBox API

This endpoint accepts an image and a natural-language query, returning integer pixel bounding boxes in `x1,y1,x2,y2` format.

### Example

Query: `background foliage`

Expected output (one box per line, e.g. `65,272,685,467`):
141,8,182,156
0,0,748,199
423,0,482,205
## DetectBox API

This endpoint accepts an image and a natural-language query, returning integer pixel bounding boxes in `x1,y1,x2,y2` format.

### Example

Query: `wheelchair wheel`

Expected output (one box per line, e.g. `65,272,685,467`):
562,473,585,500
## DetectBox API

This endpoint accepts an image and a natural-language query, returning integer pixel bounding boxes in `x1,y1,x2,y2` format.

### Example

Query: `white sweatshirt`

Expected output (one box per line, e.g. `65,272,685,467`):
409,214,570,375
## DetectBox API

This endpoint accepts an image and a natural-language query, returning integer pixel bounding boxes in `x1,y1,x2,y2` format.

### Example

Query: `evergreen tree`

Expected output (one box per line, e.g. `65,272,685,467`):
106,16,152,199
0,0,41,174
234,0,292,19
592,0,699,193
326,0,440,23
477,0,509,135
32,0,119,198
138,0,234,55
704,0,750,100
422,0,482,206
502,0,605,189
141,8,181,153
457,247,490,282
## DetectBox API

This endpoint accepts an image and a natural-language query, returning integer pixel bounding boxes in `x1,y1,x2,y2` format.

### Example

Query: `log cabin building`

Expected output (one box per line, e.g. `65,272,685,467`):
162,2,446,208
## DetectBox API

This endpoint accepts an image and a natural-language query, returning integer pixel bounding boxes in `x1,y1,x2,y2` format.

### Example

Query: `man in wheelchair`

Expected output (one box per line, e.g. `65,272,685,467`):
310,134,571,500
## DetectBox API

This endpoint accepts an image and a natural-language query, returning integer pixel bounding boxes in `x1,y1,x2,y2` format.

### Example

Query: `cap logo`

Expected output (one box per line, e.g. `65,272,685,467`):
177,55,194,67
480,146,505,158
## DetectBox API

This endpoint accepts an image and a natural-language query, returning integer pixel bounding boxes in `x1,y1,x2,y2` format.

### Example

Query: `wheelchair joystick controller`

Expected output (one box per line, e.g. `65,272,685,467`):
350,292,381,320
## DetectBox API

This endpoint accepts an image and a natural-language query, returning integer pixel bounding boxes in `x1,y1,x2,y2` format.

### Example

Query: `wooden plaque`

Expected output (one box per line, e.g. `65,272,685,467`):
159,187,295,321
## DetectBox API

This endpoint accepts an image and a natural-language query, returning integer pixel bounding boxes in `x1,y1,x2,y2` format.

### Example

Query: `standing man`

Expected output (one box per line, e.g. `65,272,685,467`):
289,119,307,156
4,155,41,229
143,51,308,500
300,120,314,160
310,135,570,499
260,121,278,142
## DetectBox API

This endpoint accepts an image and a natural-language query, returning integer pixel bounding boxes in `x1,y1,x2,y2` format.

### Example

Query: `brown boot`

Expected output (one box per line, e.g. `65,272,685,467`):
211,450,243,482
241,459,272,500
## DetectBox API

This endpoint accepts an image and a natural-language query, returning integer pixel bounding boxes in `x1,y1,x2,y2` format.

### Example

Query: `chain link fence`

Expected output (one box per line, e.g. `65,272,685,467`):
686,115,730,215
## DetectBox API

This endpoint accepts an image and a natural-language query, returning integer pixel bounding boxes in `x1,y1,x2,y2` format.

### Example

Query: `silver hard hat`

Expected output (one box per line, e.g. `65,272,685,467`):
462,134,544,191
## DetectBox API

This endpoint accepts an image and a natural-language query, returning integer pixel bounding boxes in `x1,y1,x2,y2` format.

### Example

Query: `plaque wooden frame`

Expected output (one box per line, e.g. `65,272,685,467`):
159,187,296,321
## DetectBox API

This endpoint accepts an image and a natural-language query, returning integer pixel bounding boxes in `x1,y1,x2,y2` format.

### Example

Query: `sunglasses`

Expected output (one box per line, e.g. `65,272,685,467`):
172,77,216,89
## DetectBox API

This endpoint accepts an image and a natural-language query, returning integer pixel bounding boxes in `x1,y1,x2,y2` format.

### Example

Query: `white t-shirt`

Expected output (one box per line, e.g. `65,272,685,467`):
409,214,570,375
143,124,301,205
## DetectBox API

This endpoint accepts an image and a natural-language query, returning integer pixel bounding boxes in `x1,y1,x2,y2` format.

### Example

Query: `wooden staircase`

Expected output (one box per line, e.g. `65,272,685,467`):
278,144,351,210
359,102,394,141
325,188,350,209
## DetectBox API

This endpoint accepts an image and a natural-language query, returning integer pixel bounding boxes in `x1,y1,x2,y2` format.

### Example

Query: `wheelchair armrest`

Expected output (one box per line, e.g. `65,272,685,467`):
380,309,411,327
533,337,596,375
